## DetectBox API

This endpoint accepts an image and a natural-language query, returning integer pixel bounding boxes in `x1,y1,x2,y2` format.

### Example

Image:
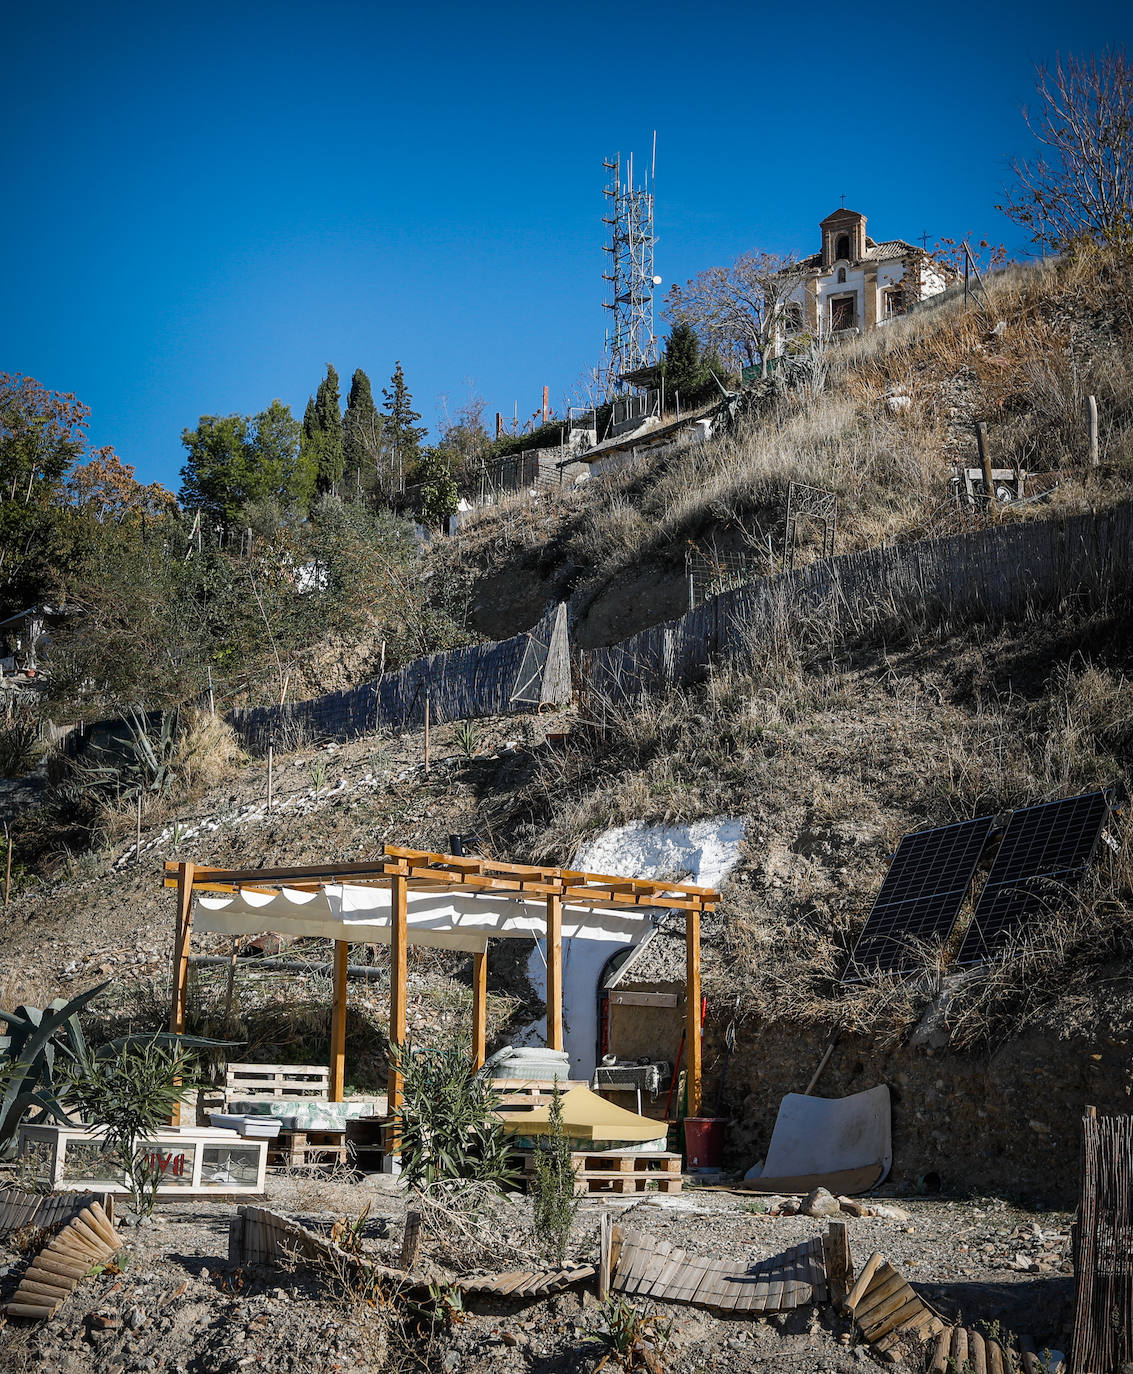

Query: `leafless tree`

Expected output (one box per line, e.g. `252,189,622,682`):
999,48,1133,250
664,250,811,377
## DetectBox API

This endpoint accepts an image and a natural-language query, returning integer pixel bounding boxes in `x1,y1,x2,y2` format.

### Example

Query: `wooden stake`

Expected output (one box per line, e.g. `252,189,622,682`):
3,822,11,910
1088,394,1099,468
471,949,488,1069
822,1221,854,1306
266,743,274,812
400,1210,422,1270
545,893,563,1052
685,909,702,1117
388,873,408,1115
224,938,238,1025
975,422,995,508
135,791,143,864
330,939,348,1102
169,861,195,1124
424,694,431,773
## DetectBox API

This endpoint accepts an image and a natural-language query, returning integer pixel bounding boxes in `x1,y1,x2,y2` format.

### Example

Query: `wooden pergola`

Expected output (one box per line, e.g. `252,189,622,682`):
165,845,718,1120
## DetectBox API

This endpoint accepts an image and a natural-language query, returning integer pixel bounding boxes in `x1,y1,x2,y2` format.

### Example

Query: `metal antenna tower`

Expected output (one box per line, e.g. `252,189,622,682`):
601,141,658,395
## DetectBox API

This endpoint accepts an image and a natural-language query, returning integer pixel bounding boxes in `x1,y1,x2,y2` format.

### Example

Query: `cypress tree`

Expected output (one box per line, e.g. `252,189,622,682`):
343,368,382,497
301,364,344,496
382,361,427,486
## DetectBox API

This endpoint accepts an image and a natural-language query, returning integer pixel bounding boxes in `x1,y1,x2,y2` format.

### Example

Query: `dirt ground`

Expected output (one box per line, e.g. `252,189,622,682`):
0,1172,1074,1374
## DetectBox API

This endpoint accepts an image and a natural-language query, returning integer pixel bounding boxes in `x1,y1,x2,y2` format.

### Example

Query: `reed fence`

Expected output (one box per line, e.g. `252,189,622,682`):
1071,1109,1133,1373
583,501,1133,703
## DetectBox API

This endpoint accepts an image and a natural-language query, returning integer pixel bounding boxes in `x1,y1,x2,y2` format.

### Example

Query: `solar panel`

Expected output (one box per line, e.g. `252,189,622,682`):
955,790,1111,963
843,816,994,979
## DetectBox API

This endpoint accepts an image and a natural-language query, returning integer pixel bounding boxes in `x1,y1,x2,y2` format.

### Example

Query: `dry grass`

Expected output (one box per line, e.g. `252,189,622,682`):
174,707,244,797
453,245,1133,614
488,597,1132,1049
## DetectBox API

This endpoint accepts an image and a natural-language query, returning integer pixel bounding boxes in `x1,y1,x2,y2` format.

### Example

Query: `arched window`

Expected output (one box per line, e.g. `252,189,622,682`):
837,267,847,284
835,233,851,261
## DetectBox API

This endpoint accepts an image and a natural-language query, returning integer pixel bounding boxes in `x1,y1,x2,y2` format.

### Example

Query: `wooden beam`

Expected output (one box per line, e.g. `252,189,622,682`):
329,940,348,1102
169,861,195,1126
685,909,702,1117
388,873,408,1115
546,892,563,1052
471,949,488,1070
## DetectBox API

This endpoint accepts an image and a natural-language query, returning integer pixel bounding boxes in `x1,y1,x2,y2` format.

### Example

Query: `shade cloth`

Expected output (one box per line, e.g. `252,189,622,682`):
195,884,652,953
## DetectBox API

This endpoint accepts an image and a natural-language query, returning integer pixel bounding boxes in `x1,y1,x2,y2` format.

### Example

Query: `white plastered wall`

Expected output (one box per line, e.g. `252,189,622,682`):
519,819,746,1080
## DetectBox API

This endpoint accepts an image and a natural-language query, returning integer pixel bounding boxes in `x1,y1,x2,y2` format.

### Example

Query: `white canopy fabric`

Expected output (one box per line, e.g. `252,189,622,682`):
195,883,652,954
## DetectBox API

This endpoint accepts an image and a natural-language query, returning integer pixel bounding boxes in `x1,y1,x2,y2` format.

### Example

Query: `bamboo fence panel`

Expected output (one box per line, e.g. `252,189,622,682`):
585,502,1133,704
1071,1112,1133,1373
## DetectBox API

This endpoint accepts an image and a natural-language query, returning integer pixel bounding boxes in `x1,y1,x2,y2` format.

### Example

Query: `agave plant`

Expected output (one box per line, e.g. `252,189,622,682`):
0,981,109,1156
0,981,236,1158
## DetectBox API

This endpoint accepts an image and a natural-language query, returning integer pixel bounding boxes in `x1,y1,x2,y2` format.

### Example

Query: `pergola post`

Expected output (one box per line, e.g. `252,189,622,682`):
169,861,195,1126
685,908,702,1117
329,939,348,1102
471,949,488,1070
545,893,563,1052
389,873,408,1114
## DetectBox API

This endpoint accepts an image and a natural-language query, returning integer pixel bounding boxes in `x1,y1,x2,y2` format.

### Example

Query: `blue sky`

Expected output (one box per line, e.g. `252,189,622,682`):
2,0,1129,491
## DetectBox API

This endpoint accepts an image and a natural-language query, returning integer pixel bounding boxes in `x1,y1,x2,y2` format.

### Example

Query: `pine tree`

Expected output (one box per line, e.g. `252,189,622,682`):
382,361,427,487
343,368,382,498
300,364,344,496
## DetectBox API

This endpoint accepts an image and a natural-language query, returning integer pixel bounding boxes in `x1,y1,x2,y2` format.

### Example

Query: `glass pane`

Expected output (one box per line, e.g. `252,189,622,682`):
61,1138,125,1186
200,1144,262,1188
139,1141,197,1187
19,1135,57,1184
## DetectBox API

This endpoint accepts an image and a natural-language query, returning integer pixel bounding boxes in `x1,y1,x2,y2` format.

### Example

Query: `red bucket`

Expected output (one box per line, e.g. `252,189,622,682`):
683,1116,726,1169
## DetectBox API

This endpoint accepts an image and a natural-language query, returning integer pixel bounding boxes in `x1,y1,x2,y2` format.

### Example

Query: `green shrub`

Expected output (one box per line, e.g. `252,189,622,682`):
389,1042,515,1192
530,1082,579,1263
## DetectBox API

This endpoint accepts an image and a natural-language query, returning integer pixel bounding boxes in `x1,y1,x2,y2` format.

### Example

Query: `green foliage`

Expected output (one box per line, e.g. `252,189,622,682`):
382,361,427,476
417,447,459,528
591,1295,672,1371
179,401,310,524
0,717,42,779
303,364,345,496
0,981,109,1156
389,1042,515,1192
61,1041,199,1217
454,721,480,759
0,373,125,602
343,369,383,498
530,1082,579,1263
660,322,727,409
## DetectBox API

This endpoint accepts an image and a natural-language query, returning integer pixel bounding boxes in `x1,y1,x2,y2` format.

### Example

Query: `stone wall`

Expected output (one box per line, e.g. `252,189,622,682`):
704,1017,1132,1205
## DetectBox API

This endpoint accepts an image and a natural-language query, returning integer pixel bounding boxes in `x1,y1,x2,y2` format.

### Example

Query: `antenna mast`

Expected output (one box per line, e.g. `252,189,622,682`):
601,139,658,397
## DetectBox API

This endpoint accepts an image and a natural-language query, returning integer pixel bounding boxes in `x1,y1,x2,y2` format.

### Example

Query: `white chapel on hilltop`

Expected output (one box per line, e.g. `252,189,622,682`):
783,208,955,340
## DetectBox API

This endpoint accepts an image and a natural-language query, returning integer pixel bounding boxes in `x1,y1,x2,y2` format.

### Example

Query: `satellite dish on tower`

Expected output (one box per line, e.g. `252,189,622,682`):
652,275,663,285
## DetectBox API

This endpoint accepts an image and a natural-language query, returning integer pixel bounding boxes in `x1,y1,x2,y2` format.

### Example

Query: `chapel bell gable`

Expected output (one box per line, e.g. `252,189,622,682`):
820,208,867,269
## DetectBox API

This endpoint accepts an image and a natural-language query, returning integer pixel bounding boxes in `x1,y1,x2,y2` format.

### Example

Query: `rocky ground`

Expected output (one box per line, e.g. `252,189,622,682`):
0,1172,1074,1374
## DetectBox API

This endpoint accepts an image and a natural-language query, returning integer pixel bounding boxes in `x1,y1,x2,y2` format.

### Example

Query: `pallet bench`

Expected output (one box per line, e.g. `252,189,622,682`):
522,1149,682,1195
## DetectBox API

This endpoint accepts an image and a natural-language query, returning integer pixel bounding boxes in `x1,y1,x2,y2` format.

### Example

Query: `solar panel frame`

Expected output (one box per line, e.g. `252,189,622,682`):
843,815,994,981
955,790,1111,964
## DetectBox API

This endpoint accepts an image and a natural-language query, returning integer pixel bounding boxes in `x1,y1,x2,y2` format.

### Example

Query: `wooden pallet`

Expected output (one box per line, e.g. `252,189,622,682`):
604,1221,827,1314
522,1150,682,1196
490,1078,588,1108
225,1062,330,1100
843,1253,946,1357
1,1202,122,1320
268,1128,349,1169
0,1189,115,1236
457,1263,595,1298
